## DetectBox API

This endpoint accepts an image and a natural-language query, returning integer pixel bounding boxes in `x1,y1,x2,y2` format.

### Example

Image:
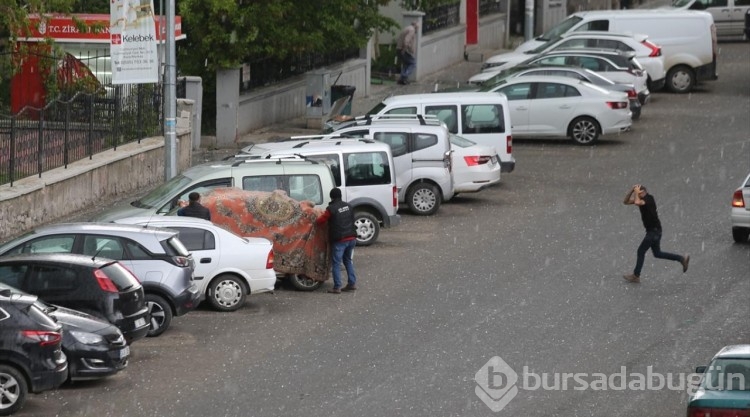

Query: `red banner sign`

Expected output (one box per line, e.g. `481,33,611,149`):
23,14,183,43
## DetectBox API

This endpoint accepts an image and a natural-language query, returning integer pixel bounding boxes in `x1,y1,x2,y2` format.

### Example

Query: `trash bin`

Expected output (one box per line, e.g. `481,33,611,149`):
330,85,356,115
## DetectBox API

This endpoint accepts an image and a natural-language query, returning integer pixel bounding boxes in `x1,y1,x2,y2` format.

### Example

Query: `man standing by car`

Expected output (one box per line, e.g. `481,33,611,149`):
623,184,689,283
316,188,358,294
396,21,418,85
178,192,211,221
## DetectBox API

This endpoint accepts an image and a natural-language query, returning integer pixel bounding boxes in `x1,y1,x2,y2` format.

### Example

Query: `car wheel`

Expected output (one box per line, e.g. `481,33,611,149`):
666,65,694,94
145,294,172,337
287,274,323,291
407,183,440,215
0,364,28,416
568,117,600,145
732,227,750,243
207,275,247,312
354,212,380,246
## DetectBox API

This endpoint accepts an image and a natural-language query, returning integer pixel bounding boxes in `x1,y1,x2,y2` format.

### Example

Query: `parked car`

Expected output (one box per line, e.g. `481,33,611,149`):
490,75,632,145
0,288,68,416
476,65,642,120
674,0,749,40
0,283,129,382
0,253,149,343
0,223,198,337
687,344,750,416
114,216,278,309
478,31,665,91
731,172,750,243
449,134,501,193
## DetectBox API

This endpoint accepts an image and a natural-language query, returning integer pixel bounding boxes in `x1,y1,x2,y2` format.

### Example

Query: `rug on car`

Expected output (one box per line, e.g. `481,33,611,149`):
201,188,331,282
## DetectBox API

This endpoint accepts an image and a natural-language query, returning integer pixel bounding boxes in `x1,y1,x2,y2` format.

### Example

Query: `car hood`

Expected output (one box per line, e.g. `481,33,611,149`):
49,305,116,334
514,39,545,53
469,70,504,85
688,388,750,409
484,51,531,66
94,203,157,222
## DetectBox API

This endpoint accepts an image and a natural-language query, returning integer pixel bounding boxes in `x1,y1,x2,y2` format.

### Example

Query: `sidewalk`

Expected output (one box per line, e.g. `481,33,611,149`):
193,39,523,164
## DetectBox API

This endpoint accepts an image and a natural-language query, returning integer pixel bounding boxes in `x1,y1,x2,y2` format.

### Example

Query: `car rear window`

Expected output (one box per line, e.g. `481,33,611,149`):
343,152,392,186
99,262,140,290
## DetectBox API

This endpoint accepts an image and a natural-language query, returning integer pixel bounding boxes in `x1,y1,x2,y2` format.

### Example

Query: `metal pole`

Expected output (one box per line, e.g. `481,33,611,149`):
524,0,535,42
164,0,177,180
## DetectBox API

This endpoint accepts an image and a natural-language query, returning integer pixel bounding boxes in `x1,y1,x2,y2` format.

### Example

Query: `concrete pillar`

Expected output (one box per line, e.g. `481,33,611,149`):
180,76,203,150
216,68,240,147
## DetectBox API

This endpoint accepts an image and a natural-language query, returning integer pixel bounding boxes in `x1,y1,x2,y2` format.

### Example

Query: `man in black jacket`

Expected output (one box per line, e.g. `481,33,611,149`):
623,184,689,283
316,188,358,294
177,192,211,221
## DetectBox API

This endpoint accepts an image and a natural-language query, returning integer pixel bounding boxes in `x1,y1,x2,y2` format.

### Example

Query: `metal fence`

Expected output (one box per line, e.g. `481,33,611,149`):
0,83,163,187
479,0,507,16
422,1,462,34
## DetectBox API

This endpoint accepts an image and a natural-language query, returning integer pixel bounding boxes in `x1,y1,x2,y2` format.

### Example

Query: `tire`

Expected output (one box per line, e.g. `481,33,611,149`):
287,274,322,291
354,211,380,246
0,364,28,416
406,183,441,216
207,275,247,312
666,65,694,94
145,294,172,337
732,227,750,243
568,116,600,145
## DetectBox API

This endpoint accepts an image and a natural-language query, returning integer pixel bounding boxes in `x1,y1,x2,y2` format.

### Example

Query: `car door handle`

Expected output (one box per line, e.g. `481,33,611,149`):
516,106,528,111
559,105,571,109
200,258,212,263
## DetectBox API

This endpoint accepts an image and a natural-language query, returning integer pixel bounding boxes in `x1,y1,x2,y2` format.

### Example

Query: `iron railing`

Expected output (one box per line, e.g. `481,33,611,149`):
422,1,461,34
479,0,507,16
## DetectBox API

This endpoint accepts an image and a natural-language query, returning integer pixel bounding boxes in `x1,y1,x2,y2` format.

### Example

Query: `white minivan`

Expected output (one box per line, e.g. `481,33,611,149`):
512,9,718,93
673,0,750,40
344,92,515,174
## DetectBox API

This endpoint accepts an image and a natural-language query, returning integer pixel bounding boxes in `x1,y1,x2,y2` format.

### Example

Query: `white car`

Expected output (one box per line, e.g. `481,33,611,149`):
114,216,277,311
491,75,632,145
731,172,750,243
449,134,501,193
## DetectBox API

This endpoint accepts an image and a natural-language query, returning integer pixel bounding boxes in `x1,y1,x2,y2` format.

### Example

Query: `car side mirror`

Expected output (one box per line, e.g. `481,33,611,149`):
695,366,707,373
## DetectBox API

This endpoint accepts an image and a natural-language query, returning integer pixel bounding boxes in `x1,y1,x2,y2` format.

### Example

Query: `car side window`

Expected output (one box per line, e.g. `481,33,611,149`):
555,39,588,50
498,83,532,101
384,107,417,115
0,264,28,289
343,152,391,186
26,264,78,294
596,40,633,52
413,134,438,151
462,104,505,133
576,57,603,71
288,175,324,204
339,129,369,138
374,132,409,157
534,56,566,66
170,227,215,251
425,105,458,134
123,240,152,260
82,236,126,260
304,154,341,187
243,176,284,193
536,82,569,99
4,235,76,255
579,20,609,31
161,178,232,214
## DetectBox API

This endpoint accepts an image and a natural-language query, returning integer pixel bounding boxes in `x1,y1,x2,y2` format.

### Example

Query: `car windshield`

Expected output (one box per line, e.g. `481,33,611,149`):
672,0,693,6
449,134,477,148
701,358,750,391
366,102,387,116
132,175,193,209
537,15,583,42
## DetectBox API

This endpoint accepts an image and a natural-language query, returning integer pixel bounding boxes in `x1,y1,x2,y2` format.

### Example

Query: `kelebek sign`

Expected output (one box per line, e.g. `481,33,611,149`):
23,13,184,44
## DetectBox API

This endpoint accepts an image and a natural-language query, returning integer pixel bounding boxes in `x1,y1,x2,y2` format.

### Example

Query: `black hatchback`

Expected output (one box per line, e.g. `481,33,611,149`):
0,253,150,343
0,289,68,415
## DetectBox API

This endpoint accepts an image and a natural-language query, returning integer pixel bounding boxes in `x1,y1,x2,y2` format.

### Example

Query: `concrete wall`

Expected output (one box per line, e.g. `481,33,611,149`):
0,128,193,243
478,12,509,50
418,25,468,80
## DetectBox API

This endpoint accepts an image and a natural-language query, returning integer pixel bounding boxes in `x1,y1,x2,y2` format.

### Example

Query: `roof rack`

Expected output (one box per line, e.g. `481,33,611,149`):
230,155,319,165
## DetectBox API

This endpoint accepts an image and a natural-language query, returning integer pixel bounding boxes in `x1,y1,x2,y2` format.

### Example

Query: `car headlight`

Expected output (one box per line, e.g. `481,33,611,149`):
70,330,107,345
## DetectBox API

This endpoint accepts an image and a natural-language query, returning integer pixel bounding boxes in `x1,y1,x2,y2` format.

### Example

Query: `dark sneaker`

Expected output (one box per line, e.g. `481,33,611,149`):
342,285,357,292
327,288,341,294
623,274,640,283
681,255,690,273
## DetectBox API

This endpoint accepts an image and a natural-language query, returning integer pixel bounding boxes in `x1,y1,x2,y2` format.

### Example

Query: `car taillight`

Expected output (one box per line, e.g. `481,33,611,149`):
172,256,191,267
642,40,662,57
606,101,628,110
93,269,119,292
688,407,750,417
732,189,746,208
626,89,637,99
464,156,492,166
22,330,62,347
506,135,512,155
265,249,274,269
392,186,398,208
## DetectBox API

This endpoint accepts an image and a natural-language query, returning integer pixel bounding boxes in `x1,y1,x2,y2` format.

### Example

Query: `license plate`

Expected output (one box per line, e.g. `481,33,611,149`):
134,317,147,328
119,345,130,360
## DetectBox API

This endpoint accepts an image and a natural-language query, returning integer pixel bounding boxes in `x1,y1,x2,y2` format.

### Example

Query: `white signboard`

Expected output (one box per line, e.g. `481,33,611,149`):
110,0,159,84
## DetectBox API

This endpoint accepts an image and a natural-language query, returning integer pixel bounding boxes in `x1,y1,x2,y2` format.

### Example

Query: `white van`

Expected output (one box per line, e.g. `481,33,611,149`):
672,0,750,40
347,92,515,173
239,140,402,245
513,9,718,93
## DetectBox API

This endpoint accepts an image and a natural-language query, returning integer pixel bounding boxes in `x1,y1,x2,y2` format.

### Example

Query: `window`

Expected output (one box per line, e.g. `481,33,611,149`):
5,235,76,255
82,236,125,260
26,265,78,294
575,57,605,71
536,83,569,99
413,134,438,151
595,40,633,52
344,152,391,186
304,154,341,186
534,56,567,66
462,104,506,133
170,227,216,251
555,39,589,49
374,132,409,157
288,175,324,204
547,70,586,81
160,178,232,214
124,240,152,260
384,107,417,115
243,176,284,193
0,264,28,289
425,105,459,133
499,83,532,101
576,20,609,31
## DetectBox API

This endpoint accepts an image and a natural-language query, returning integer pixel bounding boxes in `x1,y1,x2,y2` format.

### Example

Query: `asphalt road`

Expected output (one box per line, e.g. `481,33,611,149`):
18,42,749,417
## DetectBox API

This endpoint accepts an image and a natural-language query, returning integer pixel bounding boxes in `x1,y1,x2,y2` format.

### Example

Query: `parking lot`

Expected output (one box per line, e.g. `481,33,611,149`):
14,42,750,417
